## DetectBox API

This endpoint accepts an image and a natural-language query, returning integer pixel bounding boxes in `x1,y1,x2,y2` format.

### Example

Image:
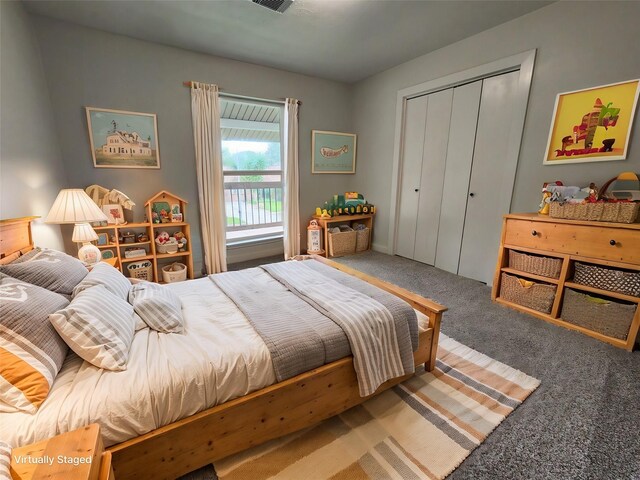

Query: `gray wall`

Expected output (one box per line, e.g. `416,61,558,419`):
0,1,67,250
351,1,640,252
32,16,354,271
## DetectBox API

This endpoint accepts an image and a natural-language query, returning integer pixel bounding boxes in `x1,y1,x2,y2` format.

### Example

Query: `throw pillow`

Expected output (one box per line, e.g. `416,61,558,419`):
73,261,131,300
129,282,184,333
49,285,136,371
0,248,87,297
0,273,69,413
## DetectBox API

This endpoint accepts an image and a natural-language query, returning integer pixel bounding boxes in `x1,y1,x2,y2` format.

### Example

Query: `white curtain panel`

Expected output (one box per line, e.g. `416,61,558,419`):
283,98,301,259
190,82,227,273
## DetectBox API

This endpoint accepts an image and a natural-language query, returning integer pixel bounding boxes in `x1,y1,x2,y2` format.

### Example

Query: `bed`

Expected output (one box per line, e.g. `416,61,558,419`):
0,216,446,480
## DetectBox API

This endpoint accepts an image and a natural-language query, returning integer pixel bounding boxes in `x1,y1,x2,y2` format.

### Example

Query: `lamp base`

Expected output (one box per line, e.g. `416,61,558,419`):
78,242,101,266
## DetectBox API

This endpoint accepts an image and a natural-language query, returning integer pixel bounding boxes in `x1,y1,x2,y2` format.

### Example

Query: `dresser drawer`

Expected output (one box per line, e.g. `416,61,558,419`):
504,218,640,264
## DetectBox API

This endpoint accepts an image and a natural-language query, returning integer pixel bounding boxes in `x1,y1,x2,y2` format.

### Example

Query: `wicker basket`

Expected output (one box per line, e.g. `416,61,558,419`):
561,289,636,340
156,238,179,254
548,202,640,223
573,262,640,297
328,230,356,257
127,260,153,281
355,228,370,252
508,250,562,279
500,273,556,313
162,262,187,283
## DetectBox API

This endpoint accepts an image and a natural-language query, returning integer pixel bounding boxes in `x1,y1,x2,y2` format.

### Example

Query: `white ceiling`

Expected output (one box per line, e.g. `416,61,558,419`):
24,0,552,83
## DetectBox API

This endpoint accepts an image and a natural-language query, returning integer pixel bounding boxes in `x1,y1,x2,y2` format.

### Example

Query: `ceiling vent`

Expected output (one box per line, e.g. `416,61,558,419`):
251,0,294,14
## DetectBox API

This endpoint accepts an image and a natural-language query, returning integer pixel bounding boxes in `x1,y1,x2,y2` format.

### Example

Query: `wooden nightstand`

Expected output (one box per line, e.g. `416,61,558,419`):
10,424,114,480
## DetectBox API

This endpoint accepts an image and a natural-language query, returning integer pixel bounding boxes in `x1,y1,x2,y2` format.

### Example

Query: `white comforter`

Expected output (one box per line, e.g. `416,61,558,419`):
1,278,276,448
1,277,430,448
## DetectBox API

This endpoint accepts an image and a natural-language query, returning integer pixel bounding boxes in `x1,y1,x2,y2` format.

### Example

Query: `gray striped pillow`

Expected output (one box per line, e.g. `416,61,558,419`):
0,248,87,296
0,273,69,413
0,441,10,480
129,282,184,333
49,285,136,371
73,261,131,300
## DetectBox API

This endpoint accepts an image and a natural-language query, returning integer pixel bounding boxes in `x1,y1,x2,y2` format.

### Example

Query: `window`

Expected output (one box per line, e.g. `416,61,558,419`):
221,97,284,245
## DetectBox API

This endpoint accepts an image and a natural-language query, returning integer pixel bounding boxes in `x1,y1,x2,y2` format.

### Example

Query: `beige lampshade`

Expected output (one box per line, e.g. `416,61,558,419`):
45,189,108,224
72,223,99,243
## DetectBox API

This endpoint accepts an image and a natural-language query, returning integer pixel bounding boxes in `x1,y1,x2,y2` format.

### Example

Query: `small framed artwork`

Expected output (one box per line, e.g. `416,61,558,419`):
312,130,357,174
101,249,115,260
543,79,640,165
102,204,125,225
171,213,183,223
96,233,109,246
85,106,161,169
152,201,171,223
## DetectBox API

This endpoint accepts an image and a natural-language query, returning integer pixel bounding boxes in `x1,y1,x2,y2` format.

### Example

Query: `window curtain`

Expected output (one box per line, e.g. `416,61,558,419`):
190,82,227,273
283,98,300,259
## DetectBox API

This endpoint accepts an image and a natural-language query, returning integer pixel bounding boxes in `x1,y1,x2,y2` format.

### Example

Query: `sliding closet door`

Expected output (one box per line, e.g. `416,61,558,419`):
434,81,482,273
458,71,520,284
413,89,453,265
396,95,428,259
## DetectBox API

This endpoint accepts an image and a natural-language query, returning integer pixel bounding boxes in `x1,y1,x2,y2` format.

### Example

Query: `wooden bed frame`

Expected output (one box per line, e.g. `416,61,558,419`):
1,217,447,480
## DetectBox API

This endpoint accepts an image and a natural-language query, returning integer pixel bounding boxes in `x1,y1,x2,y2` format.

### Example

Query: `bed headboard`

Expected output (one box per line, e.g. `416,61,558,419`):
0,216,39,265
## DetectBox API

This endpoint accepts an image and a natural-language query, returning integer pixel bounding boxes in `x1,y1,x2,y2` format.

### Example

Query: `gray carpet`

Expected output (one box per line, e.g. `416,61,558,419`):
197,252,640,479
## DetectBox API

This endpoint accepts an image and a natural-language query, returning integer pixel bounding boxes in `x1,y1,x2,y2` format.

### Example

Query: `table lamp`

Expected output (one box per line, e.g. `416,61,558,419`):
45,189,109,266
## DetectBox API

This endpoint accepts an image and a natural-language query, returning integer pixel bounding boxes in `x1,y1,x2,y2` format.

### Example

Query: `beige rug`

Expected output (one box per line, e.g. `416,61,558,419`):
215,335,540,480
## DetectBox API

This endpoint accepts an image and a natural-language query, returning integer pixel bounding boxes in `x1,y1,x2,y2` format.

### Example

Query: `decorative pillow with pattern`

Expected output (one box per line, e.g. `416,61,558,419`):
72,261,130,300
0,248,87,297
0,273,69,413
129,282,184,333
50,285,136,371
0,441,10,480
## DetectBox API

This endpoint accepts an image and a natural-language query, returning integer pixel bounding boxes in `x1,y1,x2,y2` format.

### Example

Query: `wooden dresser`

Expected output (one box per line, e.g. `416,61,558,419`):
492,213,640,350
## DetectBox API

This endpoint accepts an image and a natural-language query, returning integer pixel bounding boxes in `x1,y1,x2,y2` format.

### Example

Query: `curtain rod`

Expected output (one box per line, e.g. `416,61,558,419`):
182,81,302,105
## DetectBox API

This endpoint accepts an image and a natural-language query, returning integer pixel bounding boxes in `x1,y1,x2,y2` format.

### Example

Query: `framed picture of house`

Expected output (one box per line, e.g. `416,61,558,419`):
543,79,640,165
85,107,161,169
311,130,357,174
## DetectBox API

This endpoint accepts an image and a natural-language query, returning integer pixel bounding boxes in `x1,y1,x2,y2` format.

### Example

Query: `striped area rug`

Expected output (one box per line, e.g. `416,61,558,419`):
215,335,540,480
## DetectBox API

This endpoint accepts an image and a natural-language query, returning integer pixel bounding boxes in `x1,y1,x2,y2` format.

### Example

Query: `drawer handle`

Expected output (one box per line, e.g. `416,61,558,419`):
531,230,538,237
610,239,617,246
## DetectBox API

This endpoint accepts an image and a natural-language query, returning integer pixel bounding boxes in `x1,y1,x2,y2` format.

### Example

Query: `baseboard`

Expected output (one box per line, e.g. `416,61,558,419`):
372,242,387,253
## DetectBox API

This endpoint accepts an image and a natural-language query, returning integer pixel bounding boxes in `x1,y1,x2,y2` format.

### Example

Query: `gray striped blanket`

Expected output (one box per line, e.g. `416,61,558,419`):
210,260,417,396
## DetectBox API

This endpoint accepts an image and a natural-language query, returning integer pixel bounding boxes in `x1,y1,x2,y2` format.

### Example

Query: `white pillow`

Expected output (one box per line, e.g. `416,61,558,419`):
50,285,136,371
73,262,130,300
129,282,184,333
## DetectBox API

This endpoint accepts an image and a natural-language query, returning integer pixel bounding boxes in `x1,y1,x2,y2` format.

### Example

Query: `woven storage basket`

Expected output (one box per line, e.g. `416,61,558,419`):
355,228,370,252
561,289,636,340
500,273,556,313
573,262,640,297
509,250,562,279
127,260,153,281
328,230,356,257
551,201,640,223
162,262,187,283
548,172,640,223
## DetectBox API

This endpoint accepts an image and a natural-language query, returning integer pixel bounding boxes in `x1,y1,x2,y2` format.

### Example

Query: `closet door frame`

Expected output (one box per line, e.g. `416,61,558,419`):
388,49,536,256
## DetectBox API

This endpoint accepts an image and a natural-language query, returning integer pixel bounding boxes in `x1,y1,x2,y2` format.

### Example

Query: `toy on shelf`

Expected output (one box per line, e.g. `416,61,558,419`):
316,192,375,218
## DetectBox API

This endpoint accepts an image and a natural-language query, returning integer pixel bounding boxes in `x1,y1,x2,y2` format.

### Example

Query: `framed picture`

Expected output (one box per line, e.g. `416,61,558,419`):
311,130,357,174
543,79,640,165
85,107,161,169
171,213,183,223
101,249,115,260
102,204,125,225
96,233,109,246
152,201,171,223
